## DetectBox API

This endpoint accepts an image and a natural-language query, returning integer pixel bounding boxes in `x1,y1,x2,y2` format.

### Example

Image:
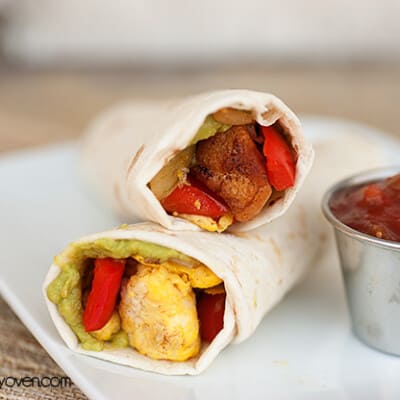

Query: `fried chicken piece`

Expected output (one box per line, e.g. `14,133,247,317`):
191,125,272,222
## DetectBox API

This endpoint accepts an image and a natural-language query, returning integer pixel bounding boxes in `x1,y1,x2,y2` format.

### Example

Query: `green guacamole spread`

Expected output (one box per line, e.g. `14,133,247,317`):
191,115,230,144
47,237,195,351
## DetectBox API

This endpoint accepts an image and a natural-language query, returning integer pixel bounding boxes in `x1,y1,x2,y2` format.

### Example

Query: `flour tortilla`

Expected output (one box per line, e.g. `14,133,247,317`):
81,90,314,232
45,132,386,375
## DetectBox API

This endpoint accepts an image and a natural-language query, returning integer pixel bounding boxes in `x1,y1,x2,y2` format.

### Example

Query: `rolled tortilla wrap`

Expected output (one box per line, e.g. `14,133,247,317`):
45,134,385,375
43,216,320,375
81,90,314,232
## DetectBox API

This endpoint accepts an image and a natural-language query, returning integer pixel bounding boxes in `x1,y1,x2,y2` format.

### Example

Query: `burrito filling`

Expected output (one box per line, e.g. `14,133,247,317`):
149,108,297,232
47,238,226,361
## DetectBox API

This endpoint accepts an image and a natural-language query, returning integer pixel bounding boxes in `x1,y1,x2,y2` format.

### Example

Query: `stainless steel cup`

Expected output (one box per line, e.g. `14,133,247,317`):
322,167,400,355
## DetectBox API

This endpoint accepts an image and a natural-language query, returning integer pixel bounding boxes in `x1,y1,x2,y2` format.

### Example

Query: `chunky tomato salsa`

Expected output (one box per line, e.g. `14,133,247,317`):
330,174,400,242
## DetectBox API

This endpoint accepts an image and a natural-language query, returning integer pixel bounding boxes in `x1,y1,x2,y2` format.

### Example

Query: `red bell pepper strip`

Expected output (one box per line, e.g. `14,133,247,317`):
197,292,226,342
261,125,296,191
161,178,229,219
83,258,126,332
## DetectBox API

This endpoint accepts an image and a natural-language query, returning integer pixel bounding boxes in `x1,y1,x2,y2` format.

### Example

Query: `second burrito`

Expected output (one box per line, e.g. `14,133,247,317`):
81,90,313,232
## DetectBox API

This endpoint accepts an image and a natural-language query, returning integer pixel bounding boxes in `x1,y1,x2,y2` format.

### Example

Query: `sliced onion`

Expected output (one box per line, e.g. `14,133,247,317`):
213,107,254,125
149,146,195,200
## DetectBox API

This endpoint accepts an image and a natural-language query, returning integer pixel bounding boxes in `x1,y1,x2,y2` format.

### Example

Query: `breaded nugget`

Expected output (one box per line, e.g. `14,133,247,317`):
192,125,272,222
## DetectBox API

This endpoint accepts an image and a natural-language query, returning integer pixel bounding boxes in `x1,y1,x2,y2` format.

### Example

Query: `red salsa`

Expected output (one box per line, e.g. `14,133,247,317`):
330,174,400,242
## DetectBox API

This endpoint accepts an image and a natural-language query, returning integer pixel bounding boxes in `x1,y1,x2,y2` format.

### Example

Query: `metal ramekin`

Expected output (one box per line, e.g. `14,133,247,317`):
322,166,400,355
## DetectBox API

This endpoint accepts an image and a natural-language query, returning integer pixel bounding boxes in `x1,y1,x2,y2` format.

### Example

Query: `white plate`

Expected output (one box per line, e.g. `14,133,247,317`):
1,117,400,400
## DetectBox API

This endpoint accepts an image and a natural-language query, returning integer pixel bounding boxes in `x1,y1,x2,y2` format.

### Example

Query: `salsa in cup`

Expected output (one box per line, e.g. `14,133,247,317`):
329,173,400,242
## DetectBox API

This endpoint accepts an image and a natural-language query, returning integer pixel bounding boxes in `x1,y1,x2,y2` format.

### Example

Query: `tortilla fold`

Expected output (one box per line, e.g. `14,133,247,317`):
81,90,314,232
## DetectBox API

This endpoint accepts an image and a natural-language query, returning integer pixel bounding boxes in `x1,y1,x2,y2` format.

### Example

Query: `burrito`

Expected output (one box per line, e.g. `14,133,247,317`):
44,214,321,375
81,90,313,232
44,133,386,375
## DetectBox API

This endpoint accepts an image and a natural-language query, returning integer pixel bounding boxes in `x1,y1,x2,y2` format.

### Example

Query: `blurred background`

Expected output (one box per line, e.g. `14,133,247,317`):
0,3,399,398
0,0,399,151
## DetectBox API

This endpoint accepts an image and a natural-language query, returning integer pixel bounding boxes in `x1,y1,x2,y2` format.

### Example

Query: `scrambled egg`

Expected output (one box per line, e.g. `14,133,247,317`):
117,256,223,360
91,311,121,341
176,213,233,232
204,283,225,295
133,256,222,289
119,265,200,361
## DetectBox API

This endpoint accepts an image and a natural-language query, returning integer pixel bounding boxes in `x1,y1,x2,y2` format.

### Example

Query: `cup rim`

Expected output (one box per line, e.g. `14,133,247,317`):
321,166,400,251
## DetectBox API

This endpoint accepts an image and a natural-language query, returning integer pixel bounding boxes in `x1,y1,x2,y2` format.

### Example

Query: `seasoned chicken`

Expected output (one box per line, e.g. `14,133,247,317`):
192,125,272,222
119,265,200,361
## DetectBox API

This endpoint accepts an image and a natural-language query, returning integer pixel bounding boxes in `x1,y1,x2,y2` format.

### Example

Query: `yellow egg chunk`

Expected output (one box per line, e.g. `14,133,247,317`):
204,283,226,295
91,311,121,341
119,265,200,361
133,256,222,289
166,262,222,289
176,213,233,233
